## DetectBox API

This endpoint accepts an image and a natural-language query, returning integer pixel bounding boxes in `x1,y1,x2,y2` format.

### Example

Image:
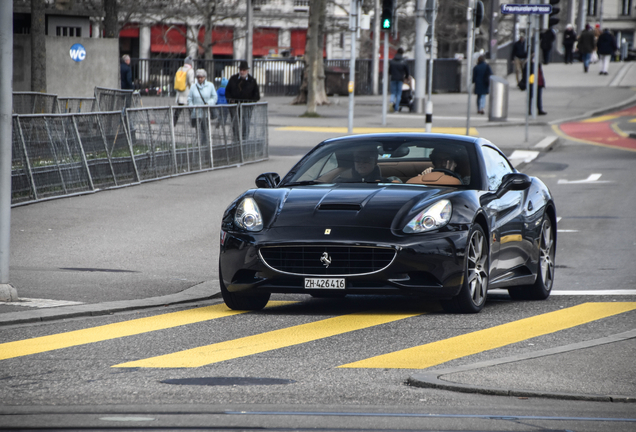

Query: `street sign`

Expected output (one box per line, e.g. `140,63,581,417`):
500,4,552,14
69,43,86,62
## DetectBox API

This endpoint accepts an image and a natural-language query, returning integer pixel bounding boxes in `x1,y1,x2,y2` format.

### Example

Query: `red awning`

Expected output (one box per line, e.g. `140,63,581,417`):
198,26,234,56
291,29,306,56
119,24,139,38
253,27,279,57
151,24,186,54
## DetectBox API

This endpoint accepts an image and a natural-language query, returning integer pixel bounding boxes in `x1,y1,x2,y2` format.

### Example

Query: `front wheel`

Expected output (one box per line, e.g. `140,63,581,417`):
219,265,270,310
508,216,555,300
441,224,489,314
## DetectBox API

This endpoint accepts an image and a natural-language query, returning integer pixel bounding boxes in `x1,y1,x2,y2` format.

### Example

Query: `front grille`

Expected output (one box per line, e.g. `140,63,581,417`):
259,245,396,276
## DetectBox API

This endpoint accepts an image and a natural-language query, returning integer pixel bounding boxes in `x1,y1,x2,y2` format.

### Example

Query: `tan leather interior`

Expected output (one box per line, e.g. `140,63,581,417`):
406,171,462,186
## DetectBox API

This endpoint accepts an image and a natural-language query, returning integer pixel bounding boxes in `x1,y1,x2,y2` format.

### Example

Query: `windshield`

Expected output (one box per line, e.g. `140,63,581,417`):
282,136,474,187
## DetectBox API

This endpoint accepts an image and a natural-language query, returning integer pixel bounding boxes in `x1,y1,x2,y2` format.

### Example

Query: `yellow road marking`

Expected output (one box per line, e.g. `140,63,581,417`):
339,302,636,369
582,115,620,123
275,126,479,136
113,310,424,368
0,302,295,361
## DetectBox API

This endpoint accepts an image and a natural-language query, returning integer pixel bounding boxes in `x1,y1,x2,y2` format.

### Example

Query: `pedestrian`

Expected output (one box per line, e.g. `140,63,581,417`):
576,24,596,72
173,56,195,126
522,61,547,116
472,56,492,115
226,61,260,140
215,77,229,128
388,48,410,112
540,28,556,64
511,35,527,86
120,54,133,90
187,69,217,146
562,24,577,64
596,29,618,75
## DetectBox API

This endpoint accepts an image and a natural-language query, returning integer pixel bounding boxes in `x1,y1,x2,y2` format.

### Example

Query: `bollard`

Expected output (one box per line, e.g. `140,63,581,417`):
488,76,509,122
425,100,433,133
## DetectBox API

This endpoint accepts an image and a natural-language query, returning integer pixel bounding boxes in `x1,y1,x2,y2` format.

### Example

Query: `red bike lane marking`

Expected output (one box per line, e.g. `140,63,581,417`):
558,105,636,152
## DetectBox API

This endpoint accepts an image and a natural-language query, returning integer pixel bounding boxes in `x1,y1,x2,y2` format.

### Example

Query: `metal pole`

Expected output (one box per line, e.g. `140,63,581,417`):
532,14,539,119
246,0,253,67
348,0,358,134
372,0,380,95
426,0,436,132
382,31,388,126
465,1,474,136
0,0,18,300
524,17,531,142
488,0,499,59
414,0,427,114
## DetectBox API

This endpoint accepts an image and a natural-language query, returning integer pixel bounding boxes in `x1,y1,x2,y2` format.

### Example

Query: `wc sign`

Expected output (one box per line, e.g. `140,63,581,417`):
69,43,86,62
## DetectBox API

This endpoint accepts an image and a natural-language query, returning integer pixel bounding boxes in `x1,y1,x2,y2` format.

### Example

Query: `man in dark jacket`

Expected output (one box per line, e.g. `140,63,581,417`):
577,24,596,72
388,48,409,112
540,28,556,64
596,29,617,75
562,24,577,64
226,61,260,140
511,35,527,85
120,55,133,90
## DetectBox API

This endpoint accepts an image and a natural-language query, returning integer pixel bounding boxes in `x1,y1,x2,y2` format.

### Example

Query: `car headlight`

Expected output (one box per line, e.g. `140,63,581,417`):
404,200,452,233
234,197,263,232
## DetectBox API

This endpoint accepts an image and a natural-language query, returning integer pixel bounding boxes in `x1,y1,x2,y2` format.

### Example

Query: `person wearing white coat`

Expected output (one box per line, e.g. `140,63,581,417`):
188,69,217,145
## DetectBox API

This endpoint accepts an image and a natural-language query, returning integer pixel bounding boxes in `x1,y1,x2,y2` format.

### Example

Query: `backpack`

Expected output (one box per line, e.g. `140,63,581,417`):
174,67,187,92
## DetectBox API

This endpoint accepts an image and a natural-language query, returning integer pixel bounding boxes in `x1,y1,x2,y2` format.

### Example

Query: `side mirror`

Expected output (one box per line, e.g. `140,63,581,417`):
496,173,531,197
255,172,280,189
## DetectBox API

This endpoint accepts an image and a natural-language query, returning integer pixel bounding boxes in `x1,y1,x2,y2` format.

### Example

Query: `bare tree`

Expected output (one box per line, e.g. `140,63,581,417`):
30,0,46,93
103,0,118,38
293,0,329,111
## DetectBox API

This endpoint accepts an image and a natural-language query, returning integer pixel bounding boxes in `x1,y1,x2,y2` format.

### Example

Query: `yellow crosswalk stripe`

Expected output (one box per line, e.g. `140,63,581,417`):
275,126,479,136
113,310,425,368
0,302,295,361
339,302,636,369
582,115,620,123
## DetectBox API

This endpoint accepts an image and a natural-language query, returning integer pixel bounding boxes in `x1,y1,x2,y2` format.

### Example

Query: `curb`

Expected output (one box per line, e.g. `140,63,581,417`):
0,281,221,326
408,329,636,403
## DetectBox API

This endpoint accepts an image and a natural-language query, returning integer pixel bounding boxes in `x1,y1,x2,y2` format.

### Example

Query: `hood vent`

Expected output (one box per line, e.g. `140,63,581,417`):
318,203,362,211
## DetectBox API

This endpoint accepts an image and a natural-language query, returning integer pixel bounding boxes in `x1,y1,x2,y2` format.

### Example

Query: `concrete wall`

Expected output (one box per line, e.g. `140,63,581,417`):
13,35,119,97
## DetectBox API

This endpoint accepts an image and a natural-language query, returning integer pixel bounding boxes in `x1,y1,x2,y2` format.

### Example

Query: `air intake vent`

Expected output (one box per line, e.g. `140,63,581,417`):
318,203,362,211
259,245,396,276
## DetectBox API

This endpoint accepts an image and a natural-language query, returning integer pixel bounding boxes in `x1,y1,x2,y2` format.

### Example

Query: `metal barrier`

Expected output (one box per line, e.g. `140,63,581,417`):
12,92,61,114
58,97,97,113
11,103,269,206
94,87,142,111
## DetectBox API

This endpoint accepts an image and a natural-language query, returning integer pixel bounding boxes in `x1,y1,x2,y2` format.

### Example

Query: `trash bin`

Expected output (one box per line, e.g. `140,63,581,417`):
488,76,508,122
324,66,350,96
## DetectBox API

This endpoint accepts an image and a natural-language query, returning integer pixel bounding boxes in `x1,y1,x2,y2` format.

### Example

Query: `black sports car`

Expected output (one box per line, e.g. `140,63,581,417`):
219,133,556,313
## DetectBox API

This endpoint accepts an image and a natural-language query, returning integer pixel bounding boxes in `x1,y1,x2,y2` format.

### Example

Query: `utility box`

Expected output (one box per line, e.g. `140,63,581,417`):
488,75,508,122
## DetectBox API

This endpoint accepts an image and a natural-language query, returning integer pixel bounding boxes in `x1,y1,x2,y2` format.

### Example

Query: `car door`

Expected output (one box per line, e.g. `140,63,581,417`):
481,146,527,283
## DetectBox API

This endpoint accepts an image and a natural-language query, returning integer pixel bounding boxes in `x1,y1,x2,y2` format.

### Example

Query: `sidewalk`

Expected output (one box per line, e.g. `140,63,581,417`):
2,62,636,402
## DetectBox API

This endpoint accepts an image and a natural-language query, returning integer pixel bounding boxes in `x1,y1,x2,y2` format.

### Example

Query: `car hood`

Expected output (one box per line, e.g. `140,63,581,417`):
253,184,454,229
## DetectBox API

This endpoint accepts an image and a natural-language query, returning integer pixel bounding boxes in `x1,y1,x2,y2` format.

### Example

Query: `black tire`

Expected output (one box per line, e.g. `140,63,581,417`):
441,224,489,314
508,216,555,300
219,265,270,310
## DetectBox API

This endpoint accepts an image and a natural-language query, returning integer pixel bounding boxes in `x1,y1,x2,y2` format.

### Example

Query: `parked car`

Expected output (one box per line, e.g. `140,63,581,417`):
219,133,557,313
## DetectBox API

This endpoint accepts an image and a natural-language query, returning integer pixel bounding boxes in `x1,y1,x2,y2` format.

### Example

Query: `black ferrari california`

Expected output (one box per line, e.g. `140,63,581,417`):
219,133,556,313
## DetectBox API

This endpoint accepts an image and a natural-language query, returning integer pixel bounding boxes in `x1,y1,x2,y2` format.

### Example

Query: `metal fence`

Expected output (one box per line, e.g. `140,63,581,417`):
129,57,462,97
11,103,269,206
12,92,61,114
58,97,98,113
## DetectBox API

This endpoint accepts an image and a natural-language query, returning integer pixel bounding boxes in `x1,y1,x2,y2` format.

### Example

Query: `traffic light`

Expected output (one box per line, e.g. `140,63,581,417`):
548,0,560,27
381,0,394,31
474,1,485,27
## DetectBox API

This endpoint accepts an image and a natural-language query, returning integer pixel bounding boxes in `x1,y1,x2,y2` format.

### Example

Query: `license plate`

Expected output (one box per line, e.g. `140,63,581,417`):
304,278,345,289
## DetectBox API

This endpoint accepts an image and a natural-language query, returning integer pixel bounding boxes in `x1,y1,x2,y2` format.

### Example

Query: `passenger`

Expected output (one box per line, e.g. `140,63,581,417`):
334,148,400,183
408,148,465,185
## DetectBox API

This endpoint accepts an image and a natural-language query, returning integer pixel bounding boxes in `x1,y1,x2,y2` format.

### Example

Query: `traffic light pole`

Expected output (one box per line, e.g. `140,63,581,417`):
465,2,475,136
382,30,389,126
348,0,358,134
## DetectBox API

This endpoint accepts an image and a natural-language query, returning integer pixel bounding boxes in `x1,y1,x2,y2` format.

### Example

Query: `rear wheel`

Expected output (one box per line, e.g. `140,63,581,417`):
508,216,555,300
219,265,270,310
441,224,489,313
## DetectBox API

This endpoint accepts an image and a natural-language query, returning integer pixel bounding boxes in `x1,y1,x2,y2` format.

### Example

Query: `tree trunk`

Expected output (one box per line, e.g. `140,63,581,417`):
103,0,118,39
293,0,329,109
30,0,46,93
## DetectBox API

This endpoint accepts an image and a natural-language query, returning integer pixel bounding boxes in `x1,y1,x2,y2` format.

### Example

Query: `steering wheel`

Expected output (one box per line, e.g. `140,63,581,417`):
432,168,463,182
